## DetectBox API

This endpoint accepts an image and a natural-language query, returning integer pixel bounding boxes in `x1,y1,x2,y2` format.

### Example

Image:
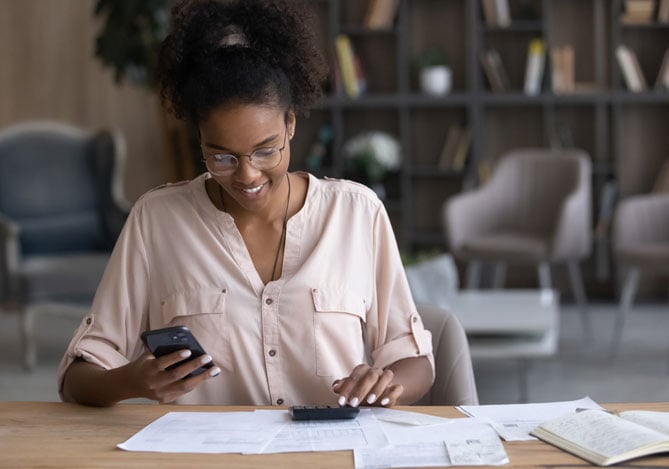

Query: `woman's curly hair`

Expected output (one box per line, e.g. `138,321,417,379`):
156,0,328,122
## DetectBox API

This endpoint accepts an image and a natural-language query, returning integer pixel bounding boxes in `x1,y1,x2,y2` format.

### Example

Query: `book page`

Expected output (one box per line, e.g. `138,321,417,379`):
621,411,669,435
535,410,668,460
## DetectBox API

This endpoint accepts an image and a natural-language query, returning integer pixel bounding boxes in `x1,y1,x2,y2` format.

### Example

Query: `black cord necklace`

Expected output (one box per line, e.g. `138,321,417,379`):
218,174,291,282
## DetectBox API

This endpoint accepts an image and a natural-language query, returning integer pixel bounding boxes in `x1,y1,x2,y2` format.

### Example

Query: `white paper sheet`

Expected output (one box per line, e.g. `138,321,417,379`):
117,411,287,453
258,409,389,454
457,396,603,441
371,407,452,426
354,417,508,468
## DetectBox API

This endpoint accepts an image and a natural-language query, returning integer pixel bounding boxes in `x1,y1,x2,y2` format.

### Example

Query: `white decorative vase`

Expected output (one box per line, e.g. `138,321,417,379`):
420,65,452,96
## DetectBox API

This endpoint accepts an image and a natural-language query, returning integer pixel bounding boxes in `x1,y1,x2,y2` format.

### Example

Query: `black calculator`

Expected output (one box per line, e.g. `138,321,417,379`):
289,405,360,421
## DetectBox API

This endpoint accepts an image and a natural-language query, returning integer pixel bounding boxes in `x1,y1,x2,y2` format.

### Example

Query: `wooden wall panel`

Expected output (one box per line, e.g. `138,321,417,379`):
0,0,166,201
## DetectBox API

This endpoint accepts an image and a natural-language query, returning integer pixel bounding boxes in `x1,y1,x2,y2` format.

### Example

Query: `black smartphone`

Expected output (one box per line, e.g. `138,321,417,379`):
141,325,214,378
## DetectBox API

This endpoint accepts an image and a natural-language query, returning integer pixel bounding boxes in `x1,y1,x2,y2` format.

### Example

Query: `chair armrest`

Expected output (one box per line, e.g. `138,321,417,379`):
613,193,669,249
549,155,592,260
442,186,503,253
551,189,592,260
0,213,20,303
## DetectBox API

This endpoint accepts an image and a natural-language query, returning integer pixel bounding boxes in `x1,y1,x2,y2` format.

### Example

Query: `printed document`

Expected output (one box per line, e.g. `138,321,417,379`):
354,417,508,468
458,396,603,441
258,409,389,453
119,409,388,454
117,411,287,453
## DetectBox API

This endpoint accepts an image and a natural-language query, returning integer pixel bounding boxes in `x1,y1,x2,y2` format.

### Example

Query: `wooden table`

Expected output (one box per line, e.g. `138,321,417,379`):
2,402,669,468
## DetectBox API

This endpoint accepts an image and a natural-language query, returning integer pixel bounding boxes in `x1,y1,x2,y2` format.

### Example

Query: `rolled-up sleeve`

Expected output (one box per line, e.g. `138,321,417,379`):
366,205,435,378
57,203,150,397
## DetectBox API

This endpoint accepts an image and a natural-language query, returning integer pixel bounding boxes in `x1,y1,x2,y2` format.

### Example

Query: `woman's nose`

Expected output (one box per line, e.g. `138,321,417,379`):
233,155,262,180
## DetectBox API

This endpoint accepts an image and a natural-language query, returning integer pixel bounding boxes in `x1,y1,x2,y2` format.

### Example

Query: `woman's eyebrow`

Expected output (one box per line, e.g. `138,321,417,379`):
203,133,280,152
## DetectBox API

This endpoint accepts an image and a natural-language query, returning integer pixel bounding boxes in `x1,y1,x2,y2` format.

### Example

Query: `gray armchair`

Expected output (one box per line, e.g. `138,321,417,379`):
443,148,592,336
415,304,478,406
0,121,129,369
611,192,669,355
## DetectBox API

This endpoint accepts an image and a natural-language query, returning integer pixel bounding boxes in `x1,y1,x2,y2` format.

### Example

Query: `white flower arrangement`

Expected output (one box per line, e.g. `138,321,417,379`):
343,131,401,184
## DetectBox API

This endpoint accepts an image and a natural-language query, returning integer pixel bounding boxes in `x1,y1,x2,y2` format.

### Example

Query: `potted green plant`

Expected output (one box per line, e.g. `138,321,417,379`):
343,131,401,200
93,0,171,87
418,48,452,96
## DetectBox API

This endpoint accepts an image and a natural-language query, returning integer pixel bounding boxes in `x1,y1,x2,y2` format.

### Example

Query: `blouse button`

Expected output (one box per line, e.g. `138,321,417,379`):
265,298,273,305
276,398,284,405
269,349,277,357
412,316,418,323
86,317,92,325
221,288,226,293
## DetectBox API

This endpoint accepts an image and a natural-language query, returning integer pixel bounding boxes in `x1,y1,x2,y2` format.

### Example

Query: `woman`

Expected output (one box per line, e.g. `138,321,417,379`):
59,0,434,408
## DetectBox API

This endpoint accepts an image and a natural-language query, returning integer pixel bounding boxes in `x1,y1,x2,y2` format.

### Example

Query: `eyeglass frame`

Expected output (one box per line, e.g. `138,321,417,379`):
201,125,288,176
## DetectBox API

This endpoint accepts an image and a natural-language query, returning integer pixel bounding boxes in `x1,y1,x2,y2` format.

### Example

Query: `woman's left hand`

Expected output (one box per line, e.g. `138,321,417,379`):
332,363,404,407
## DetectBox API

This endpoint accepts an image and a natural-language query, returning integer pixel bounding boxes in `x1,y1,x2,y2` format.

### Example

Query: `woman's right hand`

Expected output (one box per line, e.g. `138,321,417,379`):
129,350,221,404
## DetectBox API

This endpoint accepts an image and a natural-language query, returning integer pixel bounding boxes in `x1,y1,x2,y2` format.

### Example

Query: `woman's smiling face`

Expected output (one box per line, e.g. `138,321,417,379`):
199,103,295,213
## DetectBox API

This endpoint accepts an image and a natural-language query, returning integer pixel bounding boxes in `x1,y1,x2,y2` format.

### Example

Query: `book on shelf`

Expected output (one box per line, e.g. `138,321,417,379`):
481,0,498,27
531,409,669,466
524,38,546,95
451,127,471,172
480,49,509,92
494,0,511,27
620,0,656,24
364,0,399,30
655,47,669,90
334,34,366,99
550,45,575,94
616,45,648,92
658,0,669,22
437,124,464,171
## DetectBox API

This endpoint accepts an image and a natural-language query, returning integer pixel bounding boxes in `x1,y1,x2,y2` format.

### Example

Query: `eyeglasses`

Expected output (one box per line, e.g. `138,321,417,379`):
202,127,288,176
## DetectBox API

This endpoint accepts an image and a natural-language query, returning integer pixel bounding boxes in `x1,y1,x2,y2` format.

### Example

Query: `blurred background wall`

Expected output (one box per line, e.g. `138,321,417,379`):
0,0,165,201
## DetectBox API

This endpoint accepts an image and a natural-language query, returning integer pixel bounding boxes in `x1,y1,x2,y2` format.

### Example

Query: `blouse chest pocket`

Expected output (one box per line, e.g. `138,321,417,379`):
160,288,234,372
311,287,367,377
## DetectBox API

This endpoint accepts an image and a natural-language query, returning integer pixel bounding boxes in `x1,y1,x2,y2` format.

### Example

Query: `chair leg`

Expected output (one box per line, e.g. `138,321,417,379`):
21,307,37,371
611,268,640,359
466,260,482,289
492,262,507,289
537,262,552,289
567,260,591,341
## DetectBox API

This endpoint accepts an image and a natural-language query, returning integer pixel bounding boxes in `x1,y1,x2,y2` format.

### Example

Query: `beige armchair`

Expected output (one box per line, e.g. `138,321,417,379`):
415,304,478,406
443,148,592,336
611,192,669,355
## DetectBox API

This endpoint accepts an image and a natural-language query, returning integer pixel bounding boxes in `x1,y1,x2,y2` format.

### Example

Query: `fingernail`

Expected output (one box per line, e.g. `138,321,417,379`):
367,393,377,404
209,367,221,377
200,355,212,365
338,395,346,406
350,397,359,407
179,350,192,358
381,398,390,406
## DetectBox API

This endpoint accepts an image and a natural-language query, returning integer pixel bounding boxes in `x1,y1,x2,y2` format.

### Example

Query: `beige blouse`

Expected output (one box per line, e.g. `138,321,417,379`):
58,172,434,406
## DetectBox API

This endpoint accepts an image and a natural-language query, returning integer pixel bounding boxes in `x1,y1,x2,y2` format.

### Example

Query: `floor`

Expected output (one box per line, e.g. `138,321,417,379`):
0,301,667,405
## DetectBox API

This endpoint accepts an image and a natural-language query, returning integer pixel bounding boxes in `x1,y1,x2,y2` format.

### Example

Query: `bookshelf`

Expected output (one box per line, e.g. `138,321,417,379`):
293,0,669,296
